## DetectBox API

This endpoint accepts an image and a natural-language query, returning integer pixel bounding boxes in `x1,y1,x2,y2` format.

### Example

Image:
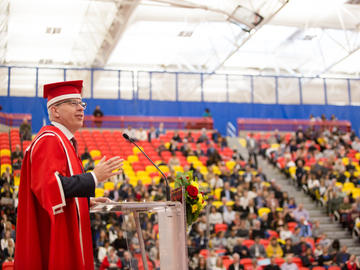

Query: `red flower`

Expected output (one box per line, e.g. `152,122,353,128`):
186,185,198,199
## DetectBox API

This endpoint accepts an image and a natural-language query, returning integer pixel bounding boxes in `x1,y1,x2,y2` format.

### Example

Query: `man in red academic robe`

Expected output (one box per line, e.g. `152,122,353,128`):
15,80,123,270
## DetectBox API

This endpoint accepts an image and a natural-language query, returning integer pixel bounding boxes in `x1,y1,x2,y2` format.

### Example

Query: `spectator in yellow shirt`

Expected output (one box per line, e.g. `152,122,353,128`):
266,237,284,258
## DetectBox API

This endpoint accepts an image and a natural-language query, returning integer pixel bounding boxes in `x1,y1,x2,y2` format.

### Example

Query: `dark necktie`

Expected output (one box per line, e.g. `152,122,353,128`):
71,137,78,155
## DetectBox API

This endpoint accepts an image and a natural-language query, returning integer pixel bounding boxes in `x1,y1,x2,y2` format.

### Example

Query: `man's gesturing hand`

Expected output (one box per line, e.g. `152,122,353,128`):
93,156,123,183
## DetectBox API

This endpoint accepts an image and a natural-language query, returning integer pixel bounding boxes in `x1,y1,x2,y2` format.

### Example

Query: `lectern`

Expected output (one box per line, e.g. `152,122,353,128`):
91,201,188,270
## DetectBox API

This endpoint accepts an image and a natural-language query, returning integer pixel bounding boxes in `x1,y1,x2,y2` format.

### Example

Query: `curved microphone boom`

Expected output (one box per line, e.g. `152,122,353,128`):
122,133,171,201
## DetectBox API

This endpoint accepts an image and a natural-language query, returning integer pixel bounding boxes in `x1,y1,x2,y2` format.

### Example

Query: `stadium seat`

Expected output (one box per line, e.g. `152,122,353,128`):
90,150,101,159
95,188,105,197
274,257,285,266
127,155,139,163
0,149,11,157
104,181,115,191
211,201,223,208
242,239,255,248
292,257,302,267
2,261,14,270
187,156,198,164
258,207,271,217
214,224,228,233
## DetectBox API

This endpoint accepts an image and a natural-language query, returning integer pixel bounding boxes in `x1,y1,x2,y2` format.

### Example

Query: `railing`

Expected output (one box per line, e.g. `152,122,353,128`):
226,122,237,137
237,118,351,132
83,115,214,130
0,112,32,127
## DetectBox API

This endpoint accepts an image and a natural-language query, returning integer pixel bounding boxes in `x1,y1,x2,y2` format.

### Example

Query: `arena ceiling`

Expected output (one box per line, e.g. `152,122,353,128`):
1,0,360,77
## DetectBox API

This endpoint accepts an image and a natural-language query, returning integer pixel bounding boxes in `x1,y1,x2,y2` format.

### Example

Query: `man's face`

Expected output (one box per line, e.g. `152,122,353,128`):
53,98,85,133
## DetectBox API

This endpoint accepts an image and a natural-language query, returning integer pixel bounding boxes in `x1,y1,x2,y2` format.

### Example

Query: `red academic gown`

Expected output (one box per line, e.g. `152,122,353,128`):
15,126,94,270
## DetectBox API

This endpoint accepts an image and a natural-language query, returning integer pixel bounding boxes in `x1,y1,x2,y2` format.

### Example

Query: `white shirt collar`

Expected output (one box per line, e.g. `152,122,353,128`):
51,121,74,140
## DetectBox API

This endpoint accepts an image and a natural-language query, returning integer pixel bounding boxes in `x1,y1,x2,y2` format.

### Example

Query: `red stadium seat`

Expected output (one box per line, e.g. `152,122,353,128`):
214,223,227,233
287,222,298,232
292,257,302,267
274,257,285,266
240,258,253,266
242,239,255,248
2,261,14,270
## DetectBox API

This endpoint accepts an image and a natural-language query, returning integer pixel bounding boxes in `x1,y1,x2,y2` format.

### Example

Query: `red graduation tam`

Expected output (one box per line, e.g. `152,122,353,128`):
44,80,83,108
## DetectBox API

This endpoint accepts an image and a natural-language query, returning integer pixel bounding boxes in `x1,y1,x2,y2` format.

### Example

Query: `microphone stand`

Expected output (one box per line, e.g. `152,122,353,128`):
123,134,171,201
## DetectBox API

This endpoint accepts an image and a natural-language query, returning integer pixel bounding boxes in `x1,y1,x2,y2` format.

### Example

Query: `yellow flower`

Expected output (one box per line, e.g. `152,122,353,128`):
198,193,203,204
190,181,199,189
192,204,198,213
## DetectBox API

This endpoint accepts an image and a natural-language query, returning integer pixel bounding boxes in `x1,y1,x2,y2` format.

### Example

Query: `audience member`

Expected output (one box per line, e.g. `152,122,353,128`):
19,118,32,141
93,105,104,128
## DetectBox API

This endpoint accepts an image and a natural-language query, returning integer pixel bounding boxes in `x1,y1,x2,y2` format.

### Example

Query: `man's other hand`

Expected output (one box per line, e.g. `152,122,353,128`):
93,156,123,182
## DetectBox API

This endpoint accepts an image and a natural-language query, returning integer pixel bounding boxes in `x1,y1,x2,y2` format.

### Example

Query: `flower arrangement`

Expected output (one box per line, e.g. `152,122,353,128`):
174,171,207,226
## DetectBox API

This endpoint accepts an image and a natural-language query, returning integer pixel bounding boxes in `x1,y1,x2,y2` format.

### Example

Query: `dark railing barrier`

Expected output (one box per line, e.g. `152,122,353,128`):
237,118,351,132
0,112,32,127
83,115,214,130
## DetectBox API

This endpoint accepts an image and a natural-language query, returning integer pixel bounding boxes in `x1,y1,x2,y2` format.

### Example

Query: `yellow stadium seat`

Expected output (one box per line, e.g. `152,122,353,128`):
122,160,130,166
258,207,271,217
354,171,360,178
104,181,115,191
192,161,203,169
212,166,221,175
262,182,270,187
226,201,234,206
239,170,245,175
289,166,296,178
146,165,158,173
90,150,101,159
214,188,223,200
95,188,104,197
199,166,208,175
129,177,138,186
239,138,246,147
0,149,10,157
335,182,343,188
127,155,139,163
0,164,12,175
344,171,351,179
124,170,135,177
158,165,169,173
136,170,149,178
140,177,152,185
226,161,236,171
153,176,161,184
165,142,170,149
200,182,209,189
271,144,280,149
187,156,198,164
212,201,223,208
173,166,184,173
276,207,283,212
344,182,354,190
342,157,349,166
356,153,360,161
82,159,90,167
133,146,144,155
304,166,310,171
14,175,20,186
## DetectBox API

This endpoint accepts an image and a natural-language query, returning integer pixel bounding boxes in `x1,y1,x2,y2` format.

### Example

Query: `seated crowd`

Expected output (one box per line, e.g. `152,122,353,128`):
258,124,360,236
1,122,360,270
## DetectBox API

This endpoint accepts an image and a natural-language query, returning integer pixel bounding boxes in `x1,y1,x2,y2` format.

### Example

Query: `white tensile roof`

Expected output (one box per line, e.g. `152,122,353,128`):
1,0,360,77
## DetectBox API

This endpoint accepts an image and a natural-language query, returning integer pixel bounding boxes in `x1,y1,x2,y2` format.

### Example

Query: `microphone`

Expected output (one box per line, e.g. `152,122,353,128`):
123,133,171,201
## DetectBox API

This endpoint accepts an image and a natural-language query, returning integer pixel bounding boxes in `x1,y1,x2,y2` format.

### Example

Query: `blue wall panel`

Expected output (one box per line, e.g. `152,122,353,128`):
1,97,359,135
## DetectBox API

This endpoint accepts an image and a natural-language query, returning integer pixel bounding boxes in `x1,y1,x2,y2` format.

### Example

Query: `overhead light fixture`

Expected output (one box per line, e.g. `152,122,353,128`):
178,31,193,37
227,5,263,32
45,27,61,34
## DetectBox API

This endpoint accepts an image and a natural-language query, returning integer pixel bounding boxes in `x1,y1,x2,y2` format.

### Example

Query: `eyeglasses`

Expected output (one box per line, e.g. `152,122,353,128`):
55,100,87,109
